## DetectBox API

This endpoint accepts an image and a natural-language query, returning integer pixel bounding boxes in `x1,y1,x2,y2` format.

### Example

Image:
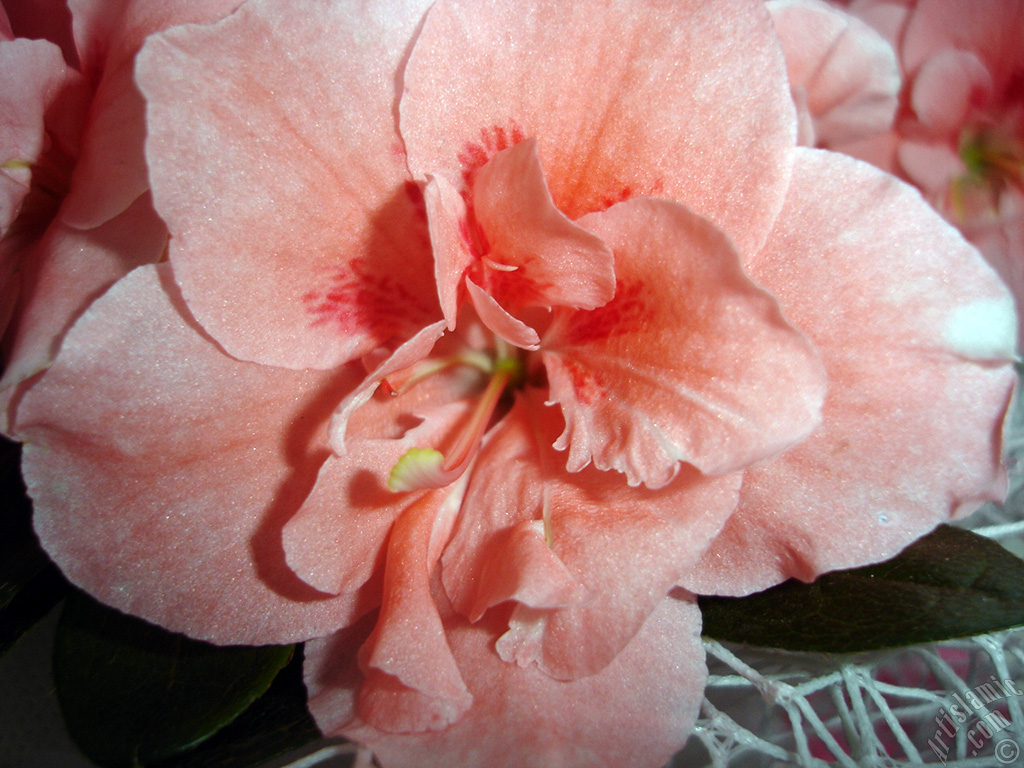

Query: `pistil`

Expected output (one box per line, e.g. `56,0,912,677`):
388,352,523,492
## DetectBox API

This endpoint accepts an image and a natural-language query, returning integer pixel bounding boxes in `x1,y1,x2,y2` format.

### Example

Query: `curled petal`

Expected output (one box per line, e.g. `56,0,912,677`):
471,139,615,312
684,149,1017,596
0,37,67,235
911,49,993,135
357,487,472,733
423,174,473,329
465,278,539,350
442,395,740,680
62,0,243,228
545,197,826,488
306,594,708,768
284,402,470,596
1,193,167,434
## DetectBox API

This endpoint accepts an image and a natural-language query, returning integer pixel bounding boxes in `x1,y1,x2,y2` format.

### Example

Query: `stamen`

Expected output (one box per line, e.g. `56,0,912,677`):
382,350,494,396
388,355,522,493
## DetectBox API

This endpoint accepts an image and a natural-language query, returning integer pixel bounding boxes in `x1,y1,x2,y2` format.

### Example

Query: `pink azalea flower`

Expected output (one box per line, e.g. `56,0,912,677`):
0,0,240,431
827,0,1024,339
12,0,1017,765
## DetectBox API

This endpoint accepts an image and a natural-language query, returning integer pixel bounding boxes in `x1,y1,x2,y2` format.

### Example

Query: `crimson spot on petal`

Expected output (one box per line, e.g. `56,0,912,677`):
303,256,436,340
457,121,527,195
563,280,649,346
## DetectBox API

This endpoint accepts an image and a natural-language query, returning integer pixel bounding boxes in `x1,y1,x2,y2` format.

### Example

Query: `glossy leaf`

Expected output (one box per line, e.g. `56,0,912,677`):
700,524,1024,652
154,646,323,768
54,591,294,768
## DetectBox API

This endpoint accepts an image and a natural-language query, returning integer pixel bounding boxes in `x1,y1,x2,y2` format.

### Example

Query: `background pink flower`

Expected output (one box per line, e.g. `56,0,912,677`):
0,0,240,433
820,0,1024,341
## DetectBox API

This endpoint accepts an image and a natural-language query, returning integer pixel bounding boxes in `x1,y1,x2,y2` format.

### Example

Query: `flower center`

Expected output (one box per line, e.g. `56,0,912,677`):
387,340,525,492
951,121,1024,217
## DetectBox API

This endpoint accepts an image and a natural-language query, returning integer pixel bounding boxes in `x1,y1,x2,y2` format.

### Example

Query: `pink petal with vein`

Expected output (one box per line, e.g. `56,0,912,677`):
544,197,826,488
138,0,439,369
18,265,365,643
401,0,796,259
307,594,707,768
685,149,1016,596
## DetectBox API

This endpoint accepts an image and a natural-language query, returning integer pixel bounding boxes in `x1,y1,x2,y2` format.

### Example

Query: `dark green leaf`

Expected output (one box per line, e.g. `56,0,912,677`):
154,645,322,768
0,436,67,655
699,524,1024,653
54,591,294,768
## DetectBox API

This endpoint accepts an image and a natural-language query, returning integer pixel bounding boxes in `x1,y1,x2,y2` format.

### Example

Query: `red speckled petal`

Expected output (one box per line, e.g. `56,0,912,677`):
544,198,826,488
401,0,796,259
472,139,614,312
442,395,740,680
1,194,166,434
17,265,364,643
684,149,1017,597
0,36,66,235
769,0,901,147
60,0,242,228
306,593,707,768
138,0,439,369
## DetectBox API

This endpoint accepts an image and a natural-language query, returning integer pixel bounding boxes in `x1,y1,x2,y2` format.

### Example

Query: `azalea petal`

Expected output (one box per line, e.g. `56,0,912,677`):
464,278,539,350
17,265,364,643
61,0,242,228
401,0,796,259
769,0,901,147
327,320,448,453
1,193,167,434
471,139,615,311
358,489,472,733
442,395,740,680
544,197,827,488
138,0,439,369
284,402,470,596
911,49,992,136
306,593,707,768
423,174,473,329
0,37,66,235
901,0,1024,80
684,149,1017,597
